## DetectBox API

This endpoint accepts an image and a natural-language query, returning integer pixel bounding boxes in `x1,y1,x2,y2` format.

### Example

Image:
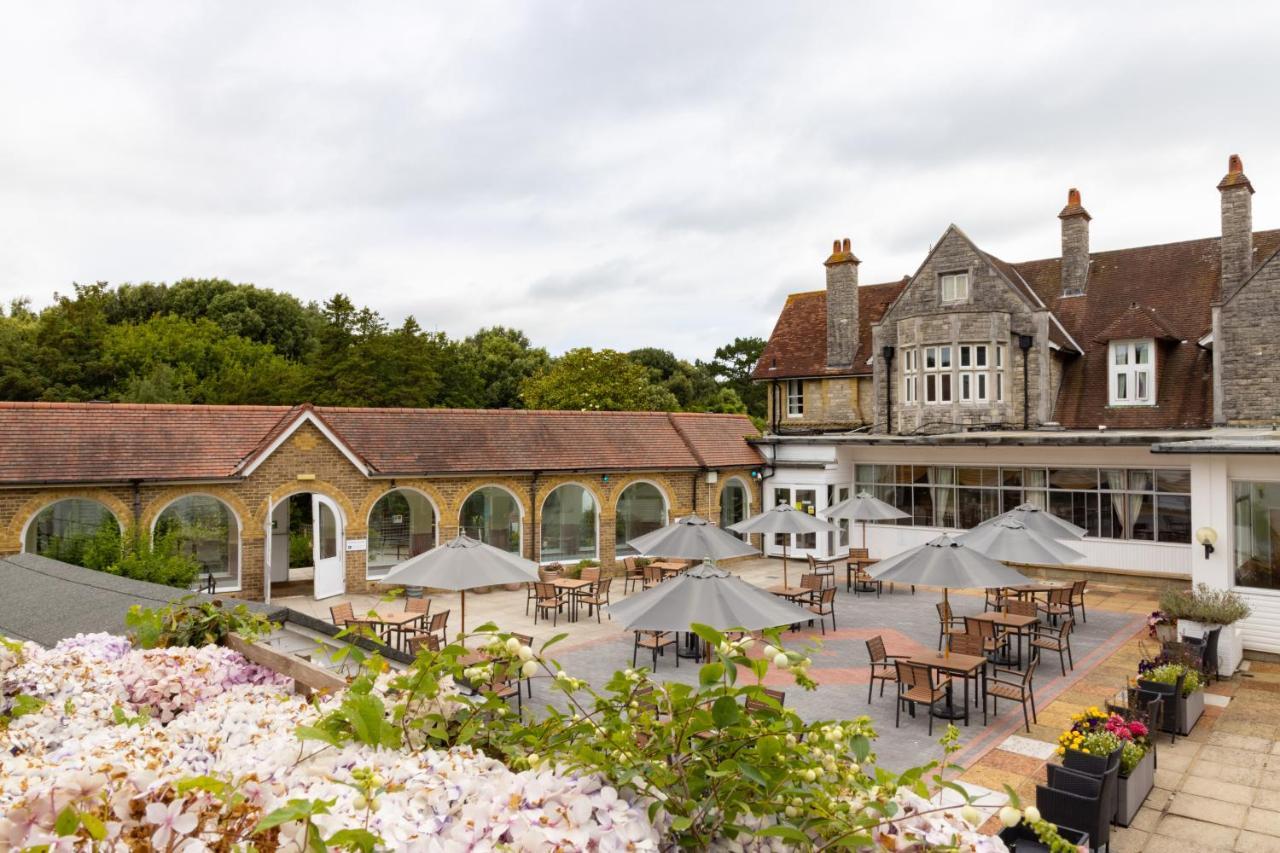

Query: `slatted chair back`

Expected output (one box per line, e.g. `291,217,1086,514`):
806,554,819,572
534,582,559,602
817,587,836,608
581,566,601,583
404,597,430,615
964,616,997,640
428,610,449,635
936,600,953,624
1056,617,1074,641
408,633,440,654
866,635,888,664
745,687,786,712
800,573,823,593
643,564,662,585
1006,598,1037,618
1070,579,1087,601
949,632,983,657
329,602,355,626
848,547,869,560
1050,586,1072,606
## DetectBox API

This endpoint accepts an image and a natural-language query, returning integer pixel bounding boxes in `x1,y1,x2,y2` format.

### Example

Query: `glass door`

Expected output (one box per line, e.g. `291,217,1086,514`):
312,494,345,599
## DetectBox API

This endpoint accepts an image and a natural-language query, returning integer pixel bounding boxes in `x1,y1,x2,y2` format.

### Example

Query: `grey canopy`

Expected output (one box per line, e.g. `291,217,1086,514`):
822,490,910,523
727,504,835,585
608,562,812,632
977,502,1086,541
869,534,1031,589
957,519,1086,565
381,534,539,635
628,514,760,561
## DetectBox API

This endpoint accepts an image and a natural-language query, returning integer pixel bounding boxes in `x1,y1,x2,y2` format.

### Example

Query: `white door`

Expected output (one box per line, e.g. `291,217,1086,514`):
312,494,345,599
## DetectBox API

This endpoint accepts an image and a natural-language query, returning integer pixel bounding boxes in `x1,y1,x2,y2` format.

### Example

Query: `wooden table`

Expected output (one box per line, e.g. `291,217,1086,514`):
845,557,881,595
768,585,809,601
908,651,987,726
969,611,1039,668
651,560,688,579
351,610,426,651
1004,582,1070,600
551,578,595,622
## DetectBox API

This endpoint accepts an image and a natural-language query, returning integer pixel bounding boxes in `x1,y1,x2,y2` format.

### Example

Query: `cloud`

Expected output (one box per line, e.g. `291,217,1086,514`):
2,1,1279,360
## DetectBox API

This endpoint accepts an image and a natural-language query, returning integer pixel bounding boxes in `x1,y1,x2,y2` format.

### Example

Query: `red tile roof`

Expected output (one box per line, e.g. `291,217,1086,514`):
0,403,762,484
751,280,907,380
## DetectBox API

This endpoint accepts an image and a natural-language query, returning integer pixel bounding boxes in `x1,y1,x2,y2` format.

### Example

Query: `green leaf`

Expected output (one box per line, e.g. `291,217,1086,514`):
735,760,768,787
295,724,345,748
699,662,725,686
325,828,383,852
253,798,334,832
540,633,569,653
711,695,741,728
1002,783,1023,810
670,815,693,832
690,623,724,648
54,807,79,837
10,693,45,719
79,812,106,841
756,825,811,843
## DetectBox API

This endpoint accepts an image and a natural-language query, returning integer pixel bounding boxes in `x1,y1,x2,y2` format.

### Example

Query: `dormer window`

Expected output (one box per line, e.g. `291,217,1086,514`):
941,271,969,303
1109,339,1155,406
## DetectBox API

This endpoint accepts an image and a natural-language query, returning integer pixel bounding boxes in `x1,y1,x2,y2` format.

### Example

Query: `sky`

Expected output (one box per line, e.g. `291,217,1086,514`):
3,2,1280,360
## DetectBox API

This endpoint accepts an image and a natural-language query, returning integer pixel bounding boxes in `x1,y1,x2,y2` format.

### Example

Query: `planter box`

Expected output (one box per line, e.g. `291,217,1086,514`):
1178,619,1243,676
1116,749,1154,826
1139,679,1205,735
998,823,1089,852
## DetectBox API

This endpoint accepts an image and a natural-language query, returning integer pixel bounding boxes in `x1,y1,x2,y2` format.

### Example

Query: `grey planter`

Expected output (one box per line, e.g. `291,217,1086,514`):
1116,748,1154,826
1139,680,1205,736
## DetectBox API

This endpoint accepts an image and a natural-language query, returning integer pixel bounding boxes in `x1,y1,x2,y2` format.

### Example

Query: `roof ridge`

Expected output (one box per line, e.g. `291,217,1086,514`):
1013,227,1280,268
666,412,707,468
0,401,293,412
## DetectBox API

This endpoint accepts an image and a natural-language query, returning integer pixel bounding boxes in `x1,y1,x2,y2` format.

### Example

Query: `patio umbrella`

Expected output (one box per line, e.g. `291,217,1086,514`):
977,502,1086,541
957,519,1086,565
608,561,813,633
727,504,836,587
821,490,911,548
869,534,1031,655
628,514,760,562
381,534,539,637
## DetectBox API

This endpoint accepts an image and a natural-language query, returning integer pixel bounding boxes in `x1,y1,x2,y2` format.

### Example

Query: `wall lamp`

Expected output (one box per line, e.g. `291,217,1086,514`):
1195,526,1217,560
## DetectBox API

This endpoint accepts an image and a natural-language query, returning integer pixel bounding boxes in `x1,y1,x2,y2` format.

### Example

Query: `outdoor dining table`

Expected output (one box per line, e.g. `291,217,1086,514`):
551,577,595,622
969,610,1040,668
845,556,879,593
1003,581,1070,600
908,651,987,726
767,585,810,602
651,560,689,579
350,610,426,651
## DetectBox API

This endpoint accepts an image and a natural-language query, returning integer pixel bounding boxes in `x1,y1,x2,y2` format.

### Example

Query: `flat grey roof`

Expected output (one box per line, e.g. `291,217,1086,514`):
0,552,284,647
753,426,1278,450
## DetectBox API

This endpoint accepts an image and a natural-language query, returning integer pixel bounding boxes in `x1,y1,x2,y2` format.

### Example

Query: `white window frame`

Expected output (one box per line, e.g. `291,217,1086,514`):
786,379,804,417
958,345,990,404
923,346,952,404
995,345,1005,402
902,349,918,404
941,271,969,303
1108,339,1156,406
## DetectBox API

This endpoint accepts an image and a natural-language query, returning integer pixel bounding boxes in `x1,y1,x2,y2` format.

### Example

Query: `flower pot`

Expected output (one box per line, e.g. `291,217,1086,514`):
1116,748,1154,826
1179,619,1242,676
1154,623,1178,644
1139,679,1204,735
1062,747,1112,776
998,823,1089,852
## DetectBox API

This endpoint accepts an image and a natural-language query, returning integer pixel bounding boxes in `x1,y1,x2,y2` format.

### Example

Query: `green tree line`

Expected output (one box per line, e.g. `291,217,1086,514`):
0,279,765,421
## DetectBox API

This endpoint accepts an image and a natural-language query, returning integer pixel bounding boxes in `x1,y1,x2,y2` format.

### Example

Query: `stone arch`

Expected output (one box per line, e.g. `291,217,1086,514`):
7,490,131,553
363,485,442,577
254,480,359,534
457,483,526,555
538,480,603,563
142,486,254,540
716,475,752,527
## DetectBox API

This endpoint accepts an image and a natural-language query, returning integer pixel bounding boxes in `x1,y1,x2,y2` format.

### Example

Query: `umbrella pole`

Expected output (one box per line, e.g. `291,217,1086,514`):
861,520,867,549
461,590,466,641
782,542,789,587
943,588,950,660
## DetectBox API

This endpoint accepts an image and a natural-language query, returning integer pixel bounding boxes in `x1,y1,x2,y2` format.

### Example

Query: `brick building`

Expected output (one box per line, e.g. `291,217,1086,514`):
752,155,1280,654
0,403,762,602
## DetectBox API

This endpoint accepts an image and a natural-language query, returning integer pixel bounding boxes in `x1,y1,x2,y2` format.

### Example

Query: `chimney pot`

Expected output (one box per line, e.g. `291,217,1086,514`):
1229,154,1244,174
842,237,851,253
1067,188,1081,206
832,239,841,253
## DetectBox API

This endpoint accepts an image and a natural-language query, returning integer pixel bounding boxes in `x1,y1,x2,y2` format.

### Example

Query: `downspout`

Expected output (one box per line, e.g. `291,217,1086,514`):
771,381,780,433
130,480,142,549
1018,334,1034,430
881,346,895,434
529,471,540,562
691,471,699,515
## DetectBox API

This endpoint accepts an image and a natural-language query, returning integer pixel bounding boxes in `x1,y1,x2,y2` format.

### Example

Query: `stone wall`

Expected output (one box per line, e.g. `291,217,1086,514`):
0,420,762,601
1219,251,1280,424
764,377,865,430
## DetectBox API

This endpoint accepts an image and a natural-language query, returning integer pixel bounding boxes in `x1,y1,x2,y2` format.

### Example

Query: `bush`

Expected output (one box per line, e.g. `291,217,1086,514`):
108,527,202,589
1159,583,1252,625
1139,661,1203,696
125,596,275,649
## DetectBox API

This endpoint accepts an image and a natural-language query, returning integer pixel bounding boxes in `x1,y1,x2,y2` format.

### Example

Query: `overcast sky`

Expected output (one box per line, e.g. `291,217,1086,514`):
3,3,1279,360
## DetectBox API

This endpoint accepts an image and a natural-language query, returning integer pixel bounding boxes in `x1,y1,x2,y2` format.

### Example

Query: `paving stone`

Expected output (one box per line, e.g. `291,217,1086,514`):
1155,768,1185,791
1131,807,1162,832
1199,745,1269,769
1160,750,1195,772
1210,731,1275,752
1188,759,1264,787
1146,785,1173,811
1246,807,1280,837
1237,829,1280,852
1110,827,1150,852
1167,791,1249,826
1256,789,1280,812
1153,813,1240,848
998,735,1057,760
1180,774,1257,805
1146,830,1234,853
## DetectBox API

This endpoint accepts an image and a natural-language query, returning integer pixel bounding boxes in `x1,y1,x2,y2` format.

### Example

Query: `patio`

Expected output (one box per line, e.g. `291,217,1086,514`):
277,556,1146,772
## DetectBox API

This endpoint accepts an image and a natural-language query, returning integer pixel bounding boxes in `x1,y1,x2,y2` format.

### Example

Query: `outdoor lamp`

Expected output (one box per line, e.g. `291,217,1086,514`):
1196,526,1218,559
1018,334,1034,352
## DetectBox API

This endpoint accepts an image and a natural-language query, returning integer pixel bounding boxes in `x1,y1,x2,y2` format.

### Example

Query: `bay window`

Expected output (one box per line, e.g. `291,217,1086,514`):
924,346,952,404
902,349,918,404
1109,339,1155,405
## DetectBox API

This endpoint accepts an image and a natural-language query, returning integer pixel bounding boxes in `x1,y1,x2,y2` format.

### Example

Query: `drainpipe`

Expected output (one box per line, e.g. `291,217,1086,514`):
691,471,698,515
529,471,540,562
881,345,895,434
130,480,142,549
771,380,781,433
1018,334,1034,430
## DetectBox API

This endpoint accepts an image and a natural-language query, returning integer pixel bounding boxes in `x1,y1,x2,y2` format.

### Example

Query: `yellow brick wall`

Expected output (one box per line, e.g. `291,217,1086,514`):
763,377,865,430
0,421,762,602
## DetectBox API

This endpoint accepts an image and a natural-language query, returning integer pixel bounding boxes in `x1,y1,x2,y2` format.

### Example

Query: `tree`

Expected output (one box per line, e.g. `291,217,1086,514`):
463,326,550,408
521,348,679,411
707,336,767,419
628,347,719,410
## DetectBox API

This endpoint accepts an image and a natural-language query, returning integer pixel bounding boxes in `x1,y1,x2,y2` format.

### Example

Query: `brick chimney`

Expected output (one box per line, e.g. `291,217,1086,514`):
1058,188,1091,297
1218,153,1254,300
825,238,859,368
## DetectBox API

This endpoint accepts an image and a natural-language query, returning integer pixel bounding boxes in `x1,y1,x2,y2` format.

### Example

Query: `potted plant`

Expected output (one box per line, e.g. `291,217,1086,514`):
1138,658,1204,735
1057,707,1152,826
1147,610,1177,644
1160,583,1251,676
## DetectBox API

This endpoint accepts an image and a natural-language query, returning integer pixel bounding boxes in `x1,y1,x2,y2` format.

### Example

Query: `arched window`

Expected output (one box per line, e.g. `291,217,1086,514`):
460,487,523,555
23,498,121,570
720,478,750,535
615,482,668,557
541,484,598,563
368,489,437,577
154,495,241,589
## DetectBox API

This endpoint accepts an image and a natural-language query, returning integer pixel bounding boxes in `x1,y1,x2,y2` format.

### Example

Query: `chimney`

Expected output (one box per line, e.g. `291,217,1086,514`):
1058,188,1091,296
1218,153,1254,299
825,237,859,368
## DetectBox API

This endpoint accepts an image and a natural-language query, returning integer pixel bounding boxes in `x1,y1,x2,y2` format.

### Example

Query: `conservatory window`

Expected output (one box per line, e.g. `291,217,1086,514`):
540,484,599,563
367,489,436,577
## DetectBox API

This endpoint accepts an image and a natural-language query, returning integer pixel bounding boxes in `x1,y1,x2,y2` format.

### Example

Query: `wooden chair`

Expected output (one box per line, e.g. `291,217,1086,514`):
1037,587,1072,625
987,655,1039,732
633,631,678,670
577,577,612,622
964,616,1010,660
936,601,965,650
581,566,602,583
1006,598,1037,618
865,636,908,703
1069,580,1088,624
511,632,535,697
329,602,356,628
426,609,449,647
642,564,662,589
525,581,539,615
895,661,950,736
486,671,522,715
846,547,868,592
798,573,824,604
407,633,440,654
1030,617,1074,676
947,632,987,709
806,553,840,581
806,587,837,634
623,557,645,593
745,687,786,713
532,582,565,626
984,588,1006,612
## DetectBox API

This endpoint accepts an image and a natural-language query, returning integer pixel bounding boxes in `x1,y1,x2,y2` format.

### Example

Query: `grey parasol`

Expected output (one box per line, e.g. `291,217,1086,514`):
608,562,813,633
728,504,837,586
628,515,760,562
381,534,539,636
957,519,1086,565
977,502,1086,541
821,490,911,549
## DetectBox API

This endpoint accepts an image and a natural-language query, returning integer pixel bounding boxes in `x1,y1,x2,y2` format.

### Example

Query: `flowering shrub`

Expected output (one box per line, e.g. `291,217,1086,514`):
1138,659,1203,696
1147,610,1174,638
1056,707,1149,776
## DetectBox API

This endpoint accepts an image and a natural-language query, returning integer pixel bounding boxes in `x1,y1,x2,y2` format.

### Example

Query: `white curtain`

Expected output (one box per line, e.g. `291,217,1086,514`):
932,467,954,527
1126,471,1151,539
1106,470,1129,538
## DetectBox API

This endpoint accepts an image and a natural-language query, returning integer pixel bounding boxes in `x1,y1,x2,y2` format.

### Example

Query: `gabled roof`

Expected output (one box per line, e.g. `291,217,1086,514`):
751,280,906,380
0,403,763,485
1090,302,1181,343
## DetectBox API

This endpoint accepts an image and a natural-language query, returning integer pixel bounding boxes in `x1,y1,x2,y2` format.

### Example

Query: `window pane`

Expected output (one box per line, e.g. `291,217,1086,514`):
1128,470,1153,491
960,374,971,400
618,483,667,555
1001,468,1023,487
1000,488,1024,513
894,465,914,484
1116,373,1128,399
1025,469,1047,488
795,489,817,548
1134,343,1149,364
977,374,987,399
462,487,522,554
941,374,952,401
772,487,791,546
156,496,240,587
940,347,952,368
1129,493,1155,540
855,465,874,483
1235,482,1280,589
541,484,598,563
368,489,435,576
1156,470,1191,494
1098,490,1125,539
1156,495,1191,544
1137,372,1148,401
957,487,998,529
1114,346,1128,365
317,503,338,560
960,346,971,367
925,348,937,369
1049,468,1097,490
926,374,936,402
976,346,987,367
